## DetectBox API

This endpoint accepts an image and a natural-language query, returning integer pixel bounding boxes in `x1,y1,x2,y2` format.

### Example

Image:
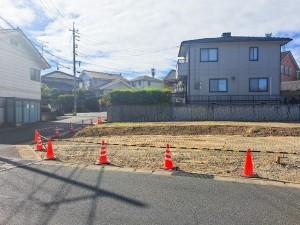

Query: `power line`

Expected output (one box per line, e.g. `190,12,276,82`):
37,0,69,28
33,42,72,63
47,0,71,27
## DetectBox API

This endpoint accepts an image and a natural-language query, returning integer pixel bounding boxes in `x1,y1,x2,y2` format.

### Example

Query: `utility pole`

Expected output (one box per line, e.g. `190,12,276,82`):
70,22,79,116
40,41,48,56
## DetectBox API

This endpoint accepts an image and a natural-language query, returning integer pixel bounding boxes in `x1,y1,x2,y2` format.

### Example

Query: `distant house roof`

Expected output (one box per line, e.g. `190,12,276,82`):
43,81,74,92
98,79,133,90
80,70,127,81
42,71,82,81
163,69,176,81
0,28,50,69
281,80,300,92
130,75,162,82
179,32,292,57
280,51,300,71
281,51,289,60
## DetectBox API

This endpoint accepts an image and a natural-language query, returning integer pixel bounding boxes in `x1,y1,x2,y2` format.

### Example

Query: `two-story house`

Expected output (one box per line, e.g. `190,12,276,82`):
42,71,83,94
177,32,291,104
280,51,299,82
79,70,131,97
0,28,50,126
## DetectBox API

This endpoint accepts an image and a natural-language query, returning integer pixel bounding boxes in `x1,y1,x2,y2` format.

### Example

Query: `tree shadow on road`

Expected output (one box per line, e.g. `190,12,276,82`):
0,157,148,225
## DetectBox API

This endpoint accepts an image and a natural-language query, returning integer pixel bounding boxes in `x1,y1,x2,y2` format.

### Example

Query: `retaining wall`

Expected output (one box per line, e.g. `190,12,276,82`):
107,104,300,122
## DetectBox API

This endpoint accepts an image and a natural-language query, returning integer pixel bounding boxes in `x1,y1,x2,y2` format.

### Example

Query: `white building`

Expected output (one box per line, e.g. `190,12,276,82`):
0,28,50,126
129,76,164,89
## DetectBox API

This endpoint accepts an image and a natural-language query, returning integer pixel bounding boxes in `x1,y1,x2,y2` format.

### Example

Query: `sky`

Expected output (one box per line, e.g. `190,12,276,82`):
0,0,300,80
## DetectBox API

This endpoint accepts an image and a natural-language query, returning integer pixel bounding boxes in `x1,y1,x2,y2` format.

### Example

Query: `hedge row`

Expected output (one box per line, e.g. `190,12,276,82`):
103,89,171,105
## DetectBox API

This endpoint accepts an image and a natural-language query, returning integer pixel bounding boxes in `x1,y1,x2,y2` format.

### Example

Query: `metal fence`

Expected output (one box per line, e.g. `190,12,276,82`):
172,93,283,104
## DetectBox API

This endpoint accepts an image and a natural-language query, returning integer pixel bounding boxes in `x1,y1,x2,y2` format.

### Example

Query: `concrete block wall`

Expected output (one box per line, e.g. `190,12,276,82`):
108,104,300,122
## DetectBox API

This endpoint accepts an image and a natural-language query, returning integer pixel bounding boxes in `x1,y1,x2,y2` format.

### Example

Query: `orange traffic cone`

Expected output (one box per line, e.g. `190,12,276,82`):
164,144,176,170
242,148,256,177
95,140,110,165
97,117,102,124
90,118,94,126
34,129,40,143
44,139,56,160
35,135,45,151
54,126,59,138
69,122,74,133
81,120,85,129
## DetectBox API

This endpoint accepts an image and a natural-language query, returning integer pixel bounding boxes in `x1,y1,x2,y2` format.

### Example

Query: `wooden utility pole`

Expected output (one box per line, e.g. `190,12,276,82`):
70,22,78,116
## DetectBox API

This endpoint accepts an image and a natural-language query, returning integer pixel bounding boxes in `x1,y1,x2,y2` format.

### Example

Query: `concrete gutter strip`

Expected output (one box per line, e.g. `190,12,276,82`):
32,161,300,189
16,145,42,160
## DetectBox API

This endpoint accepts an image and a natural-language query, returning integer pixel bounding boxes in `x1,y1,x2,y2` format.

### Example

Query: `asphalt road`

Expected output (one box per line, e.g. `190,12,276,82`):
0,162,299,225
0,112,106,144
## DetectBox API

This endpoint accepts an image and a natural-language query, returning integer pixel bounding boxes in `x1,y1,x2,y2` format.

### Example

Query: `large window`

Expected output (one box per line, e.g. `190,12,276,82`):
30,68,40,81
200,48,218,62
209,79,228,92
249,78,268,92
249,47,258,61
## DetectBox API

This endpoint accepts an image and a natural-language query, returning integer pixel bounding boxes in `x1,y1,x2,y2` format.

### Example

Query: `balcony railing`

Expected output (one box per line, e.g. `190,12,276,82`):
172,93,283,104
187,95,282,104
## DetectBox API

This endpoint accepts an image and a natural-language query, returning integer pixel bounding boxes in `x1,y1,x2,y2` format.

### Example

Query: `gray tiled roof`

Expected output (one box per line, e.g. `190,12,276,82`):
181,36,292,45
43,71,82,81
43,81,74,92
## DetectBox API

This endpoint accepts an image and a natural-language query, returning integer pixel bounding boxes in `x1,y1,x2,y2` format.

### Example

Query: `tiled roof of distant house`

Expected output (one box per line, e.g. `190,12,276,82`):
42,71,82,81
80,70,127,81
280,51,300,70
130,75,162,82
43,81,74,92
163,69,176,81
281,51,289,60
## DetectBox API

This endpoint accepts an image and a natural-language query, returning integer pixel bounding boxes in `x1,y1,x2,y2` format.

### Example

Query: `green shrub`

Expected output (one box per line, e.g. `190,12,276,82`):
103,89,171,105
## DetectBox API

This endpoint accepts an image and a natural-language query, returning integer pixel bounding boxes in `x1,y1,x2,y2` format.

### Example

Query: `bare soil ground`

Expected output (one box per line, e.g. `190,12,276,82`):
35,122,300,183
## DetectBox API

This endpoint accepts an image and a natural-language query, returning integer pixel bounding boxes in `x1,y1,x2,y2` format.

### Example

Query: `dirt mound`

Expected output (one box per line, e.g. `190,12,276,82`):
75,122,300,137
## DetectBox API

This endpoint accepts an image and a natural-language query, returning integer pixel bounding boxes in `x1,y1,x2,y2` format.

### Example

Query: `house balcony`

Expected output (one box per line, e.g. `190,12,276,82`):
176,59,188,79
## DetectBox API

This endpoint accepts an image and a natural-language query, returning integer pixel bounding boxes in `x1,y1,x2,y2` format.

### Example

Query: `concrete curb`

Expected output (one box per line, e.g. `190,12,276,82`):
17,145,42,161
31,161,300,188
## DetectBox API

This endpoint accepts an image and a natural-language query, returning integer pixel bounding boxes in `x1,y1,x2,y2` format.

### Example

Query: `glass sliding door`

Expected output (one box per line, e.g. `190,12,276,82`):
15,100,23,125
23,101,30,123
6,98,15,125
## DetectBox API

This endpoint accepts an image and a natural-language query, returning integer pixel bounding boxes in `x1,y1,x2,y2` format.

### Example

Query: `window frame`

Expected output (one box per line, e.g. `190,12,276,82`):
200,48,218,62
249,78,268,92
209,78,228,93
249,47,259,61
284,66,289,75
30,68,40,82
288,68,293,76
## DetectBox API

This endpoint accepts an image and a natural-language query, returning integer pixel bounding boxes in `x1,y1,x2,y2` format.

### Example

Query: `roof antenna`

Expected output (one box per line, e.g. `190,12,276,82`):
151,68,156,78
265,33,272,38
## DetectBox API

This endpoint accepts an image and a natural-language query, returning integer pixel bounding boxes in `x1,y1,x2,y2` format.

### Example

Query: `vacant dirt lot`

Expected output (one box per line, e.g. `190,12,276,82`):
35,122,300,183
